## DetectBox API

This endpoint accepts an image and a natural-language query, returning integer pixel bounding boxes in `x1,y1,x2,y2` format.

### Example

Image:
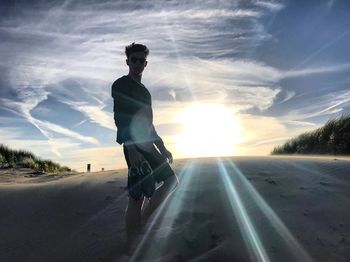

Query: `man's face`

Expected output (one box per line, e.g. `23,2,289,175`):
126,51,148,76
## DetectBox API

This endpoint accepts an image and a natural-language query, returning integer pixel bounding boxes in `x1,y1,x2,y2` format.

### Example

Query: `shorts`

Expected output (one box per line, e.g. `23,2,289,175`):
123,144,175,195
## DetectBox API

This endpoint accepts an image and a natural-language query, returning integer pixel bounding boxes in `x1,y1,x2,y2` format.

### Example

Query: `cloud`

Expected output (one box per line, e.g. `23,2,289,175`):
283,63,350,79
0,0,282,149
180,9,261,19
0,127,82,161
0,126,115,171
283,89,350,121
1,0,349,163
232,114,321,155
255,1,285,11
148,58,350,113
282,120,318,127
0,97,99,157
34,119,99,145
147,58,282,109
66,103,114,130
276,90,295,104
3,0,345,125
327,0,336,9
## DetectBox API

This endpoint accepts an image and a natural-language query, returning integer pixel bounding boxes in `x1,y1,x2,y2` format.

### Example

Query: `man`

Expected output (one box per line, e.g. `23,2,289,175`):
111,43,179,251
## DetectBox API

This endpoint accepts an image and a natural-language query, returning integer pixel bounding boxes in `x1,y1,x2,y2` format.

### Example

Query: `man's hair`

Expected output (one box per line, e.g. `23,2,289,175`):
125,42,149,58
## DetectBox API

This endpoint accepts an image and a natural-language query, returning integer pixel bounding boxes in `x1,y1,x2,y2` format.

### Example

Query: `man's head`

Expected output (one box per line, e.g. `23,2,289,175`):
125,43,149,76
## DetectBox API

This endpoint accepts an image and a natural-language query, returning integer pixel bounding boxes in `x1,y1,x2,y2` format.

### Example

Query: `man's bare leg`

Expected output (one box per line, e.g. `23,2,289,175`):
125,196,144,252
141,174,179,225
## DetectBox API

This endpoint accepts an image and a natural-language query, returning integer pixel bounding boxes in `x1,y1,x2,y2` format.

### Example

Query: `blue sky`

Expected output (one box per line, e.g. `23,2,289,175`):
1,0,349,171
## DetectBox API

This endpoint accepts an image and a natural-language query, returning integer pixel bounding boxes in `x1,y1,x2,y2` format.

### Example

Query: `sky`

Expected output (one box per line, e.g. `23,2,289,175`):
1,0,350,171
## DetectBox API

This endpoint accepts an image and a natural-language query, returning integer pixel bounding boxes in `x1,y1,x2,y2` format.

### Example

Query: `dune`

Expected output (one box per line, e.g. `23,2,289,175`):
1,156,349,262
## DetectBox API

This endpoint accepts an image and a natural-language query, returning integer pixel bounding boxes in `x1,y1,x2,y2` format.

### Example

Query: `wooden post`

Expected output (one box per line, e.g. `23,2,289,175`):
87,164,91,172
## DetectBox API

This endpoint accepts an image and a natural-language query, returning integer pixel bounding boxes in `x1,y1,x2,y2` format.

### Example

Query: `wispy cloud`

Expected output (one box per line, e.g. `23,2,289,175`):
327,0,336,9
0,97,99,157
255,1,285,11
0,0,281,151
284,89,350,120
284,62,350,79
65,102,114,130
147,58,282,111
231,114,318,155
34,119,99,145
0,127,82,160
276,90,295,104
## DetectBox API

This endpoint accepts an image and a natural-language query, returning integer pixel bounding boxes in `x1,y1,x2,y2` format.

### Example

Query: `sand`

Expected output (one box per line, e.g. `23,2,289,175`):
0,156,349,262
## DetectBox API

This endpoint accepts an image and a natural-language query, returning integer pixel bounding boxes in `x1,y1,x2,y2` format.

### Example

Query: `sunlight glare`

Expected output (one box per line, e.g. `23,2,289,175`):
173,103,243,158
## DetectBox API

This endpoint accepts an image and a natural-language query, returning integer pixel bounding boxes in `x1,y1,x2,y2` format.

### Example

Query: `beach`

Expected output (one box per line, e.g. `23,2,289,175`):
1,156,349,261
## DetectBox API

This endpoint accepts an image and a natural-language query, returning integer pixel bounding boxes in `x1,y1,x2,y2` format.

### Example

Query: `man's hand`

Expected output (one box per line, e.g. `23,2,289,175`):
126,144,145,168
160,148,173,164
128,150,145,168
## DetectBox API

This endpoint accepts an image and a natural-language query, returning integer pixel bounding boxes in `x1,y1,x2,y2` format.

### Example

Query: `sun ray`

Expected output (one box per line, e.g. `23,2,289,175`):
217,159,270,262
130,160,197,261
225,160,313,262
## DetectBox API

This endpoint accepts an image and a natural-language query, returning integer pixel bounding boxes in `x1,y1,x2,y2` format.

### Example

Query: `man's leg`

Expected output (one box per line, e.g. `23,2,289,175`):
141,174,179,225
125,196,144,250
134,144,179,225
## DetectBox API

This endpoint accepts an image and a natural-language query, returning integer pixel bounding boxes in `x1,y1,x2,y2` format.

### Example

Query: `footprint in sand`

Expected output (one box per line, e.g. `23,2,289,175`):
105,195,112,201
264,177,277,185
171,254,186,262
279,194,287,198
210,231,223,247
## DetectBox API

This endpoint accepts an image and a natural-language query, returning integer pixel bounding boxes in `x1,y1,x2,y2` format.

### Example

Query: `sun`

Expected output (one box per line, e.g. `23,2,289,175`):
173,103,244,158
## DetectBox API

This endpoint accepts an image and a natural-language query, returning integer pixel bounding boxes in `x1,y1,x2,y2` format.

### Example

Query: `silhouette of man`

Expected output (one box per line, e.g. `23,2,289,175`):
111,42,179,251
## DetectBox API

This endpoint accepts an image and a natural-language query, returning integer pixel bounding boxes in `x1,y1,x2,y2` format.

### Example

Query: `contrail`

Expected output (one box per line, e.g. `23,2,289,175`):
289,29,350,71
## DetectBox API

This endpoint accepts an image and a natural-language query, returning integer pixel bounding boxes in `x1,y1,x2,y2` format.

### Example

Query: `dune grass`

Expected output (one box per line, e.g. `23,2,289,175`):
0,144,73,173
272,115,350,155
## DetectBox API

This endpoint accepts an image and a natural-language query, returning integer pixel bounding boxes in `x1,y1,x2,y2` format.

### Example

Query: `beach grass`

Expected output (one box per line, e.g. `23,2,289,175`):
0,144,73,173
272,115,350,155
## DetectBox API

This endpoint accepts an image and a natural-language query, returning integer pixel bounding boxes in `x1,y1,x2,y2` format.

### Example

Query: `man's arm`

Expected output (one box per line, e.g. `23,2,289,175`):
151,125,173,163
151,125,166,151
111,81,133,145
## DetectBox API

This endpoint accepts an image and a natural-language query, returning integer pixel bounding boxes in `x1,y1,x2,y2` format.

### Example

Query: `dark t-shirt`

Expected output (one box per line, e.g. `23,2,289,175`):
111,75,164,148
